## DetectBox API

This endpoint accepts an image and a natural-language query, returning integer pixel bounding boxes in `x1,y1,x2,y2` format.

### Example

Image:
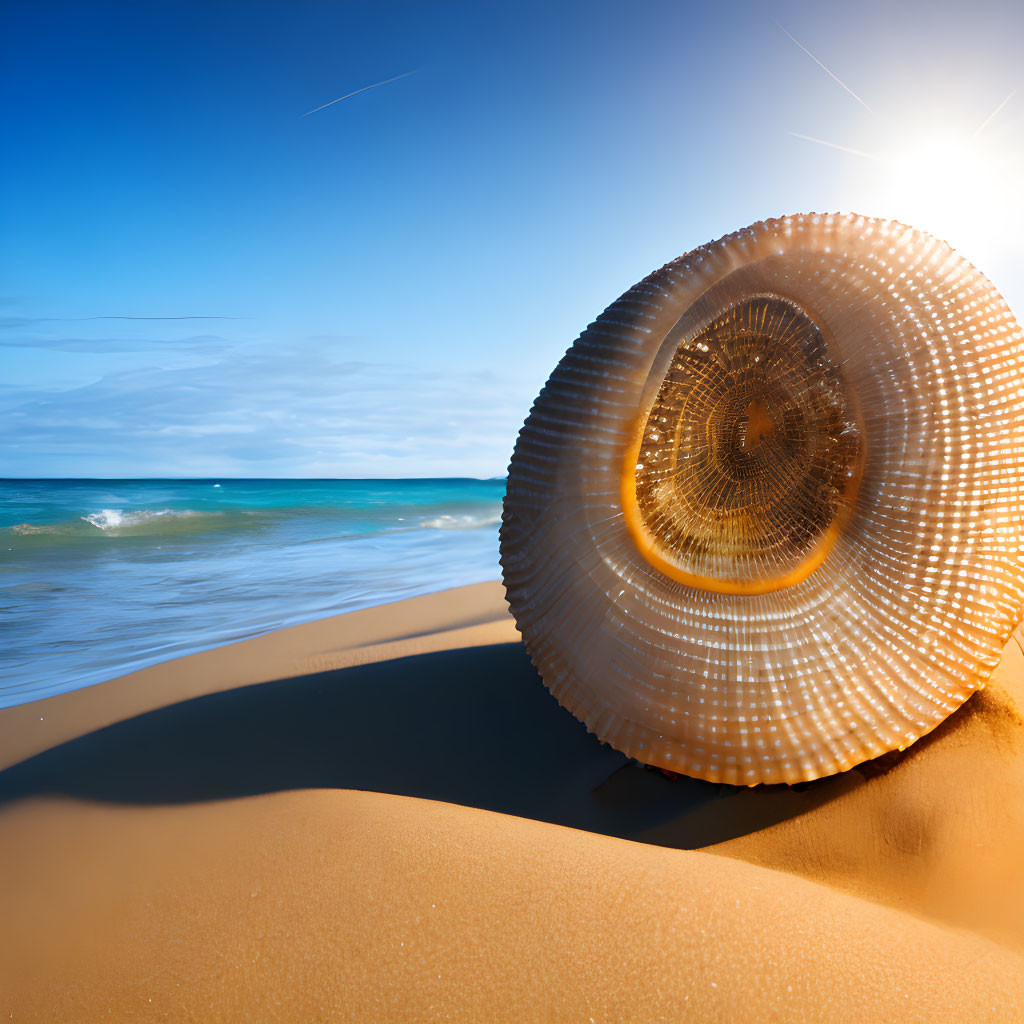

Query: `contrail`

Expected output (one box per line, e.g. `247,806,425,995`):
76,315,241,321
301,70,417,118
0,315,244,328
974,88,1016,137
776,22,873,114
35,315,244,322
789,132,880,161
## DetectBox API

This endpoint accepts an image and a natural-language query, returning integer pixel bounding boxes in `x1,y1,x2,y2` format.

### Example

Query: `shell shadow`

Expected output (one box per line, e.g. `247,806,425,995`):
0,641,929,848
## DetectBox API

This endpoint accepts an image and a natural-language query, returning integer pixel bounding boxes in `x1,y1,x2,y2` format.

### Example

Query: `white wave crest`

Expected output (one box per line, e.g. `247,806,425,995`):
420,512,501,531
81,508,199,531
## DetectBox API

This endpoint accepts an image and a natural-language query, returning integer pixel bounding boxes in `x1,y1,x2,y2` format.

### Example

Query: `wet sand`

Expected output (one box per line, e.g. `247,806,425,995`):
2,582,1023,1020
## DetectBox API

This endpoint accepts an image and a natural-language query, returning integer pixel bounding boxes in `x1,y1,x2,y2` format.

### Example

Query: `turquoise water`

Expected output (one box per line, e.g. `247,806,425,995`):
1,479,506,708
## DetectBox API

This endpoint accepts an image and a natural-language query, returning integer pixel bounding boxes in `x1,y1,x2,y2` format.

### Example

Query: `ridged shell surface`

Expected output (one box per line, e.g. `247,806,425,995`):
500,213,1024,785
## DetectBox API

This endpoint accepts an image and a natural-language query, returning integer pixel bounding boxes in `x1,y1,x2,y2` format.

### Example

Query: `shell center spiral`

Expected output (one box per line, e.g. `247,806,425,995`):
622,296,863,594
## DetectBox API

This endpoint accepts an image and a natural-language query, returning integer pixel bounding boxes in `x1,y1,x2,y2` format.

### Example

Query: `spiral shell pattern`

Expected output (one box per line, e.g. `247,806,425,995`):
500,213,1024,785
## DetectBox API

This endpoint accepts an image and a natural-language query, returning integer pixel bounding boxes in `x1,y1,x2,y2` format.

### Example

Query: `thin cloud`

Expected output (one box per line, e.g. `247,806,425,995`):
0,334,233,354
0,344,525,477
301,70,417,117
775,21,873,114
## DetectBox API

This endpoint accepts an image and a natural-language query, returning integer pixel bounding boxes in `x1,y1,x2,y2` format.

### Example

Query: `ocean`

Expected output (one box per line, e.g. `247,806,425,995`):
1,478,506,708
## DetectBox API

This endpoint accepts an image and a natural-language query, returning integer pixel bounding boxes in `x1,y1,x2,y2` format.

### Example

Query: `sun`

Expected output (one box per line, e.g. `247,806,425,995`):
860,128,1019,266
779,25,1023,275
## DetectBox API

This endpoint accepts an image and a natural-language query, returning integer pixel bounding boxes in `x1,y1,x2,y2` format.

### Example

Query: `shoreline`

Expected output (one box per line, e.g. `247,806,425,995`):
2,584,1023,1019
0,581,517,772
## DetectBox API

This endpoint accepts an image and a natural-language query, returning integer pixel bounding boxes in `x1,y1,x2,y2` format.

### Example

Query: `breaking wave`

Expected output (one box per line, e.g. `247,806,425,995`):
81,508,204,532
5,507,251,544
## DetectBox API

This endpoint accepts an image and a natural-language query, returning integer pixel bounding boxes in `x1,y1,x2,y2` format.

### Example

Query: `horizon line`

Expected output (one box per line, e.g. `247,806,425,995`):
0,474,508,482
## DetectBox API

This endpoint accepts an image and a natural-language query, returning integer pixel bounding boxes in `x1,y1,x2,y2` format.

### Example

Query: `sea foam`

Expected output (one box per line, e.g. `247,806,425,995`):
81,508,200,531
420,512,502,530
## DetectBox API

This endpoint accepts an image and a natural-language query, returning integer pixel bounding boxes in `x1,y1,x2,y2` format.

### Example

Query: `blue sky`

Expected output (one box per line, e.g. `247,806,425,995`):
3,0,1023,477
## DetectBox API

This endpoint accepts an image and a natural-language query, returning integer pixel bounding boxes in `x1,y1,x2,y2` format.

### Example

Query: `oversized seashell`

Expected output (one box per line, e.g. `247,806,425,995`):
500,213,1024,786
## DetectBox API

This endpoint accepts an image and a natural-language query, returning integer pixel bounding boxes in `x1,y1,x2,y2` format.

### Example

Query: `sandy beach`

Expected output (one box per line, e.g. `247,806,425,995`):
2,582,1024,1020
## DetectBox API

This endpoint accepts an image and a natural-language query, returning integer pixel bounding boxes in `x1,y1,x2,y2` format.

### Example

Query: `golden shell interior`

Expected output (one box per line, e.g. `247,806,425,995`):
622,294,865,595
500,213,1024,786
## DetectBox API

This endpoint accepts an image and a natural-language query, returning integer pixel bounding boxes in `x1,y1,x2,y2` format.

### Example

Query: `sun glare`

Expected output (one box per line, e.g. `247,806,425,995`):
780,25,1023,278
861,130,1017,266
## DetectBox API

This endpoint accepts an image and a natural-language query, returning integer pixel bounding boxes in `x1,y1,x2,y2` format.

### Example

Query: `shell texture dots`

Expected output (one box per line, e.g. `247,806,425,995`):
500,213,1024,785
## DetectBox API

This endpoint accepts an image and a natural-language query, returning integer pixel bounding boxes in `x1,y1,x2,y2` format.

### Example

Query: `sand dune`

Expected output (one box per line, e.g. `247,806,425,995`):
2,583,1023,1020
4,790,1024,1022
711,637,1024,953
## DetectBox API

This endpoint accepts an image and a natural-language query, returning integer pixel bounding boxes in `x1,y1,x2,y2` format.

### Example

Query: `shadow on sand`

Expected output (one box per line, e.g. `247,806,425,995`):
0,641,919,848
